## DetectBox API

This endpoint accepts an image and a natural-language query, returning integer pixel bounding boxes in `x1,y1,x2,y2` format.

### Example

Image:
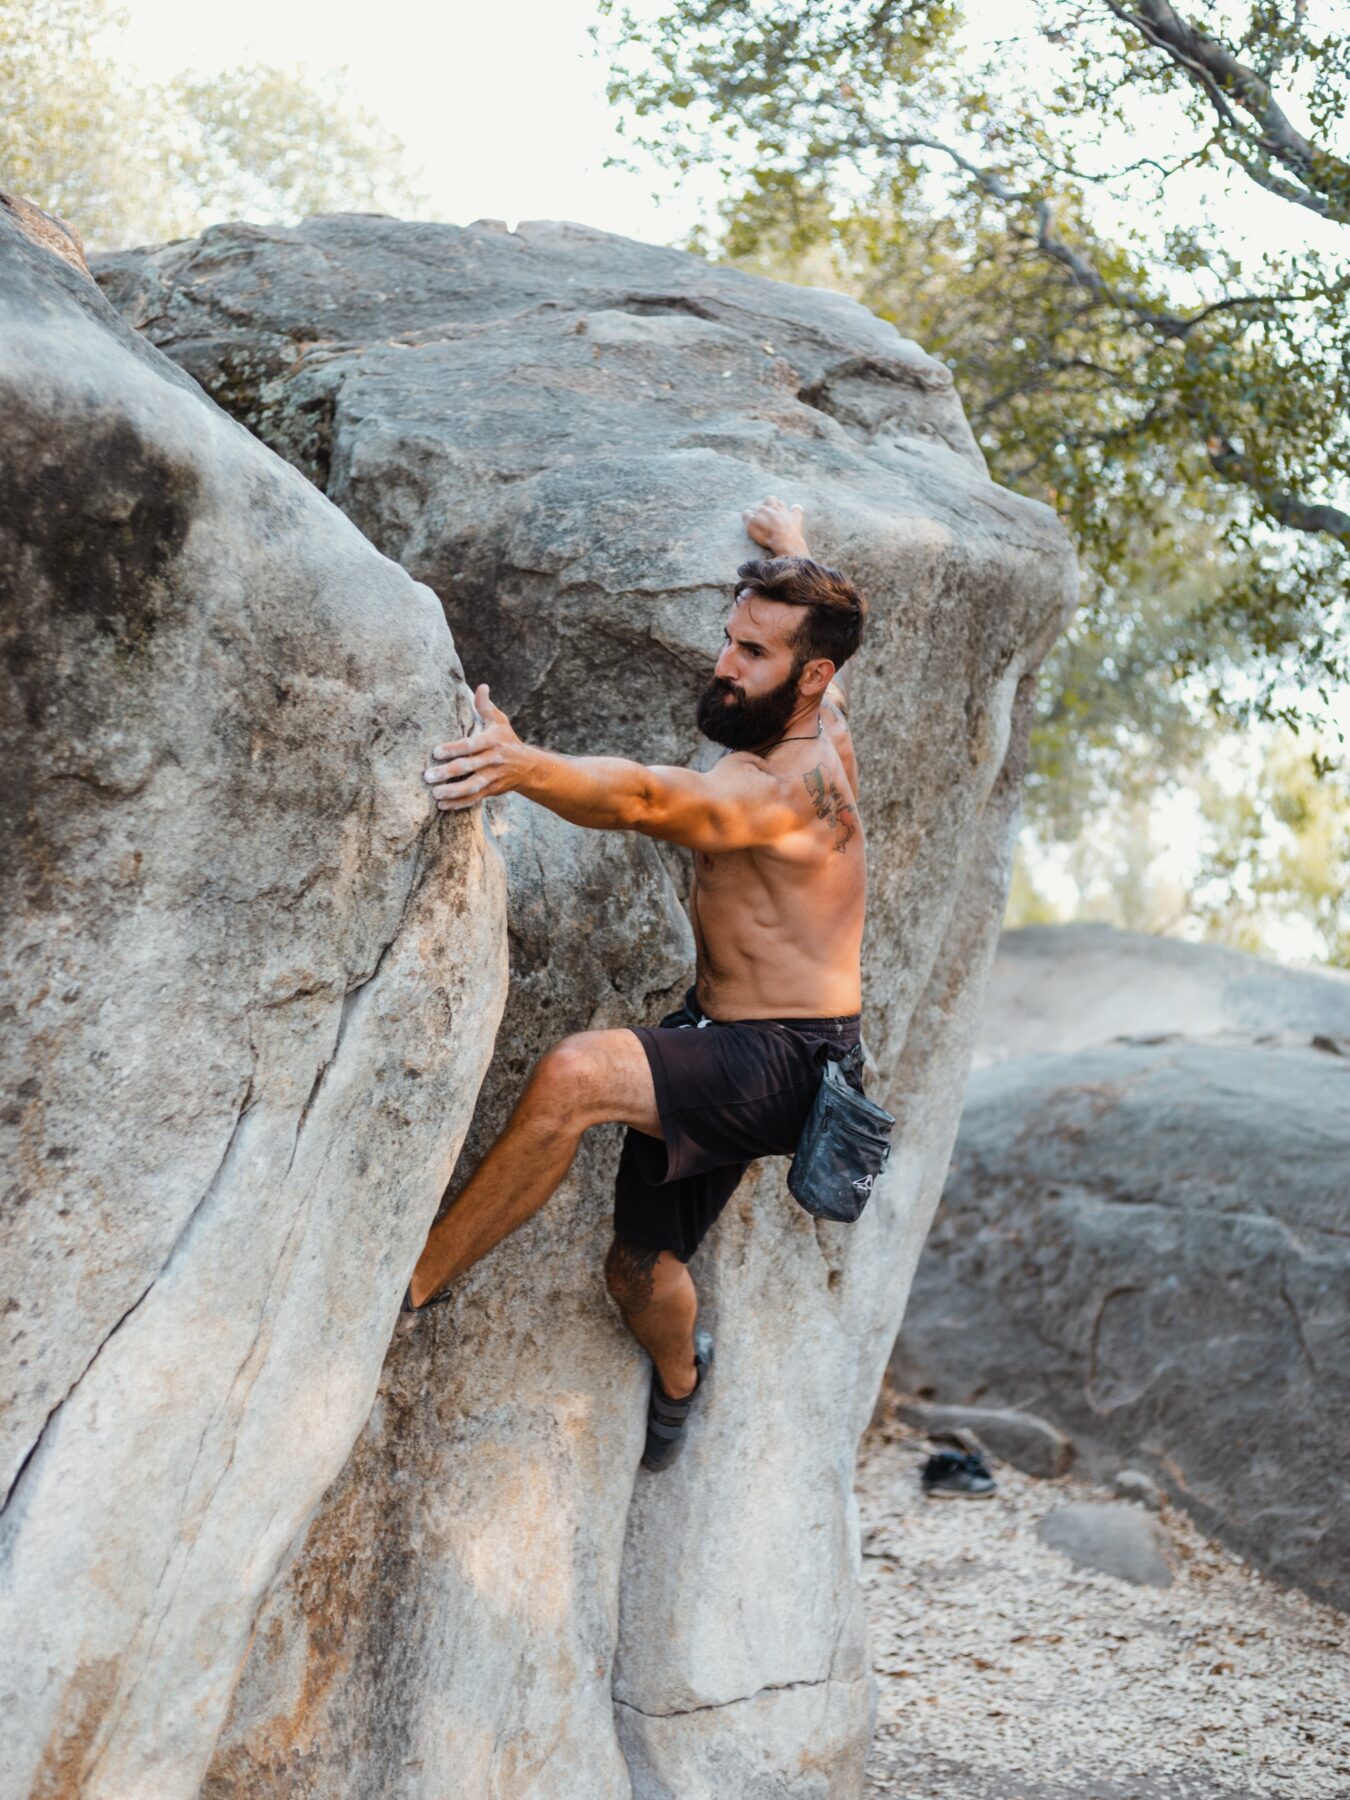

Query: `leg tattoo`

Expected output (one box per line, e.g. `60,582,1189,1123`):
605,1237,663,1316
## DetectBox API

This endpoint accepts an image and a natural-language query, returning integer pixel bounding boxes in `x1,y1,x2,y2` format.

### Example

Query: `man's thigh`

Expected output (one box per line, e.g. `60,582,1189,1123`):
547,1028,661,1137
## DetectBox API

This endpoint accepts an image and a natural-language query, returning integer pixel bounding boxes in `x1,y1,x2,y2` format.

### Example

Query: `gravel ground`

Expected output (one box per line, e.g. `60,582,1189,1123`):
858,1416,1350,1800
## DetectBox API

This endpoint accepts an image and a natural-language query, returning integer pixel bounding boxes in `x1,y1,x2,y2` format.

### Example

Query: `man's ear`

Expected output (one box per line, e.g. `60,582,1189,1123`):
798,657,835,699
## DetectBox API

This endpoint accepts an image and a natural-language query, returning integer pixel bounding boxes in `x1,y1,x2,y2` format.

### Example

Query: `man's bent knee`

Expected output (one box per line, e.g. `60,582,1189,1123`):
528,1033,600,1122
604,1236,683,1315
527,1029,660,1135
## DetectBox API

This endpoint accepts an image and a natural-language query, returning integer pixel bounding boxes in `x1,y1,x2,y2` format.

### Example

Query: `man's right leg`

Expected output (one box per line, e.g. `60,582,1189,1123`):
605,1136,745,1404
408,1028,662,1307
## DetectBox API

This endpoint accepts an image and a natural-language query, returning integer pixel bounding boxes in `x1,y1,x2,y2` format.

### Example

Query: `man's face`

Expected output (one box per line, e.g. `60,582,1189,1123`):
697,592,804,750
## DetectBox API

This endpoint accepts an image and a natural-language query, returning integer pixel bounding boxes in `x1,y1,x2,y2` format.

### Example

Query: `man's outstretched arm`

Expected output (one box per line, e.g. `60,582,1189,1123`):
425,685,801,854
743,495,859,792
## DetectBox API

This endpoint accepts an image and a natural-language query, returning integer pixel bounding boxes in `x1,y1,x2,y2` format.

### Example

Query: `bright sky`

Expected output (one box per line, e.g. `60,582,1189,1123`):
110,0,1339,275
114,0,722,243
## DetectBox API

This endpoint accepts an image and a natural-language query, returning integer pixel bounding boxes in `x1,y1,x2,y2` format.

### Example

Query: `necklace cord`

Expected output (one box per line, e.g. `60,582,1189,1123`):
760,717,824,752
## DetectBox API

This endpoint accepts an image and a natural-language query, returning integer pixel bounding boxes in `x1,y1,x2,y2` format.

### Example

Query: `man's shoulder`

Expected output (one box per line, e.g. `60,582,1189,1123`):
724,748,830,808
751,747,863,854
710,748,805,792
820,702,859,802
701,749,824,848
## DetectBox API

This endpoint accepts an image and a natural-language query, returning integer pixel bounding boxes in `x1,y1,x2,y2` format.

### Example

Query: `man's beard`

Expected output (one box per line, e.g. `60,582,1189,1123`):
696,667,802,751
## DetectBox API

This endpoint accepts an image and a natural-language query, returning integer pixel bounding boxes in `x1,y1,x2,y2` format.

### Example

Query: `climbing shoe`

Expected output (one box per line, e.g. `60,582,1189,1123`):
921,1447,997,1499
641,1330,714,1473
390,1281,455,1339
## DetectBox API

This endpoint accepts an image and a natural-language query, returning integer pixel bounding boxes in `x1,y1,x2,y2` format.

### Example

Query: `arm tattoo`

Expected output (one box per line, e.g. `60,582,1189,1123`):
605,1237,664,1315
803,766,858,853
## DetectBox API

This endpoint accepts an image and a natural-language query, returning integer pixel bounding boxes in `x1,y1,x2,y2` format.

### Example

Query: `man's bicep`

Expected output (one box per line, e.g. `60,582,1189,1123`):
822,702,860,799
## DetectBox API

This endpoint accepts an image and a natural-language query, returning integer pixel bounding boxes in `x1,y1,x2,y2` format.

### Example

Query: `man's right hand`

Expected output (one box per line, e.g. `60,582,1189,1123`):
743,496,809,559
426,684,539,811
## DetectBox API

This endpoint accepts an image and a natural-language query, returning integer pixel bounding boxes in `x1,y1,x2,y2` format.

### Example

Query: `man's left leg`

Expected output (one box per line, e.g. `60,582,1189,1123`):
408,1028,661,1307
603,1240,699,1399
603,1143,747,1449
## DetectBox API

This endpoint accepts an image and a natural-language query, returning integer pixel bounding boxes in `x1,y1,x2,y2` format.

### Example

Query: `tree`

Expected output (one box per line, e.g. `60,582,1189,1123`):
699,174,1258,841
1,0,421,252
601,1,1350,730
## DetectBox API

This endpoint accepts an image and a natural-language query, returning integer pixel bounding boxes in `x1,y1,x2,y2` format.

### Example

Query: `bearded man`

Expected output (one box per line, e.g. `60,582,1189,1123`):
403,497,868,1471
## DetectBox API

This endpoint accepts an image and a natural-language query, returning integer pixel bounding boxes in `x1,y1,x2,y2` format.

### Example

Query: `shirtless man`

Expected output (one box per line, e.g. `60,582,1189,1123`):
404,497,867,1470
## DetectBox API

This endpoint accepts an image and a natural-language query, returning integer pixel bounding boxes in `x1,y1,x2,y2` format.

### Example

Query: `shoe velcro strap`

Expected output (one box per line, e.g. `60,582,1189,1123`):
650,1392,695,1423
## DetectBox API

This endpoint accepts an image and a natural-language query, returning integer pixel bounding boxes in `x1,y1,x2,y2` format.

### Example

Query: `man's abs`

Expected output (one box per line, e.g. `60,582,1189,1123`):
688,844,865,1020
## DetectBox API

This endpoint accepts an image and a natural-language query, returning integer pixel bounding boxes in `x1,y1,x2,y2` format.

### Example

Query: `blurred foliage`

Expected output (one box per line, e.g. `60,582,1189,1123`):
1190,730,1350,964
1003,852,1069,927
1007,728,1350,967
1,0,421,251
600,0,1350,731
698,177,1260,840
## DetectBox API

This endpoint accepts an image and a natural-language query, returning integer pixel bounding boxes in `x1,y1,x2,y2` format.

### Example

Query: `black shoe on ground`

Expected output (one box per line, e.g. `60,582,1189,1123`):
641,1330,713,1473
921,1448,996,1499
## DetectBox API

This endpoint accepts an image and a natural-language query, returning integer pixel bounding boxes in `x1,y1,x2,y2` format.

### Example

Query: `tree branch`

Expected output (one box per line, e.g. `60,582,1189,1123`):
871,128,1181,324
1205,434,1350,540
866,126,1348,547
1103,0,1350,223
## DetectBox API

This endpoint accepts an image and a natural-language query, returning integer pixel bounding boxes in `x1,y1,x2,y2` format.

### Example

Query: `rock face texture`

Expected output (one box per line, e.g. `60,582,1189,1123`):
87,214,1074,1795
0,189,89,276
0,210,507,1794
893,924,1350,1608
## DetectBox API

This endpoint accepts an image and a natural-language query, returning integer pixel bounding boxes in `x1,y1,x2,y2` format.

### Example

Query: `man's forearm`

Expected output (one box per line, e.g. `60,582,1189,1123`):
517,747,657,832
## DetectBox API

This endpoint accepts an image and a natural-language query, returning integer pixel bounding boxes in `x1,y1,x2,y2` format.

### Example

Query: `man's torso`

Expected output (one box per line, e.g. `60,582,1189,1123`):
689,714,865,1020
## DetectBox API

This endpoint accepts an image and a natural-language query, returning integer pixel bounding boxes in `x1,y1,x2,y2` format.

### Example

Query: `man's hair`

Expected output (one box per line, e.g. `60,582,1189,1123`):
734,556,866,673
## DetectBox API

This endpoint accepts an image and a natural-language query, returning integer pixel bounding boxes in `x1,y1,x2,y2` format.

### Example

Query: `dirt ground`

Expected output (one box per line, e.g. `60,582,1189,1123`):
858,1417,1349,1800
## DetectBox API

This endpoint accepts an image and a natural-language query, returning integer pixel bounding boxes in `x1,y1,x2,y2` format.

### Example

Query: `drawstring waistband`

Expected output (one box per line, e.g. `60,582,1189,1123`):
681,985,861,1037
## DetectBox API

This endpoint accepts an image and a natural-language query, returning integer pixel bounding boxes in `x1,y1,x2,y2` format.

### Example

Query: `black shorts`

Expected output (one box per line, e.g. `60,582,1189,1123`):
613,986,862,1262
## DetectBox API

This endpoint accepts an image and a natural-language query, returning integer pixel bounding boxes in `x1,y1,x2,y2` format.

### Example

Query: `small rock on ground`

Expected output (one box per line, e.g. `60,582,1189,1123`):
1114,1469,1164,1512
1037,1502,1173,1587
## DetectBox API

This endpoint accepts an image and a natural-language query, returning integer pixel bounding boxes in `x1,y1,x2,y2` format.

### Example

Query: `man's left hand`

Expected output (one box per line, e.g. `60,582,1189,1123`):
743,496,808,558
426,685,536,811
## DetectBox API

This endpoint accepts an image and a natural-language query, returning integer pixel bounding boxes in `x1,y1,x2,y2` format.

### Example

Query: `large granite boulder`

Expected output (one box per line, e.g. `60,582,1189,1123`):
893,925,1350,1607
0,208,507,1793
89,214,1077,1795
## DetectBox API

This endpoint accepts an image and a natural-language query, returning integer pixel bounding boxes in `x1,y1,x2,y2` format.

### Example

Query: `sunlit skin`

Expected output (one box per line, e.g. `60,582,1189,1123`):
404,499,865,1400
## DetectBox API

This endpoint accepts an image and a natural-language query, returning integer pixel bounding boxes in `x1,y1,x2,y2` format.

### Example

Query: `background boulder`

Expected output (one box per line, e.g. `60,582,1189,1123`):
0,206,506,1795
970,920,1350,1065
92,214,1075,1795
893,924,1350,1608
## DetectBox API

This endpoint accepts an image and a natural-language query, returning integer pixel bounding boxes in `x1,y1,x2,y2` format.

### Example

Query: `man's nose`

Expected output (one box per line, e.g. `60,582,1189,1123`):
715,647,738,680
